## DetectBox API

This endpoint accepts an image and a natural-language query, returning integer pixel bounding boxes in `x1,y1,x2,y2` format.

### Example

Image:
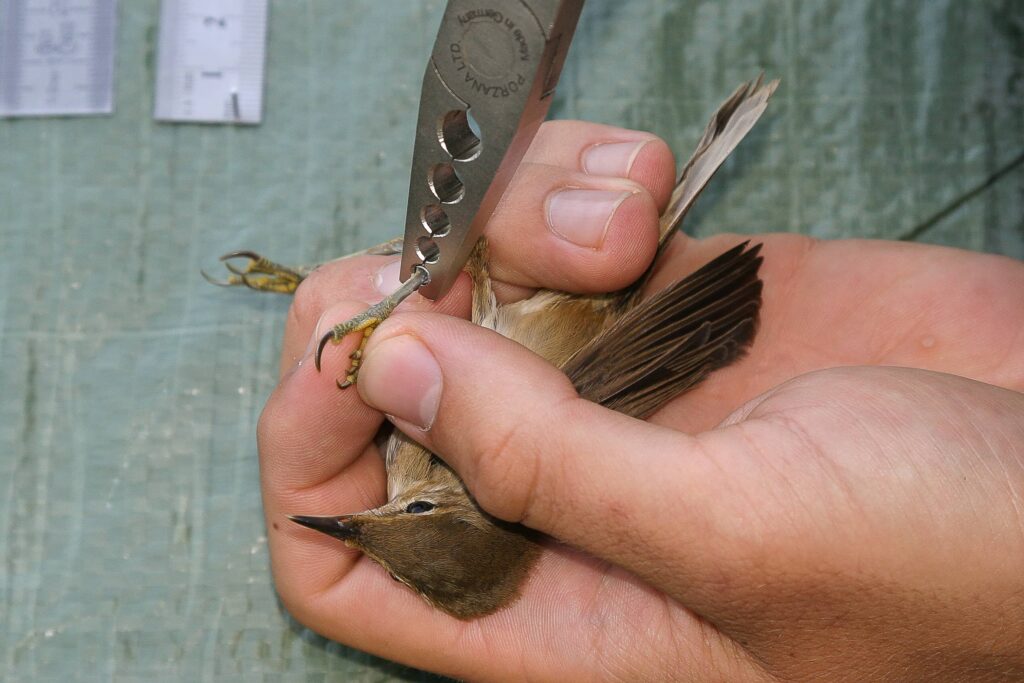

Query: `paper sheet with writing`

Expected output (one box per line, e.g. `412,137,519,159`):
0,0,117,117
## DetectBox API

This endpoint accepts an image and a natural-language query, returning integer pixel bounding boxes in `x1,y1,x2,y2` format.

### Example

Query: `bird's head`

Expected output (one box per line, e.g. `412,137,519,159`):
290,440,540,619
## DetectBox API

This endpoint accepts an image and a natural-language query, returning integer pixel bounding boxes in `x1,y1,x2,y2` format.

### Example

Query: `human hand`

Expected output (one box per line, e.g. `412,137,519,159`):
258,120,1024,680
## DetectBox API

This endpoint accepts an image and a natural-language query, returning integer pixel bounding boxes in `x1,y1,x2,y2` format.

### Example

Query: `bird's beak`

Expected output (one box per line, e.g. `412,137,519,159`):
288,514,359,541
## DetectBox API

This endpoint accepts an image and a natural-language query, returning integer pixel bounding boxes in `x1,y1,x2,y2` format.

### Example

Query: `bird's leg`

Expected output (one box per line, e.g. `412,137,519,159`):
315,266,429,388
203,237,405,295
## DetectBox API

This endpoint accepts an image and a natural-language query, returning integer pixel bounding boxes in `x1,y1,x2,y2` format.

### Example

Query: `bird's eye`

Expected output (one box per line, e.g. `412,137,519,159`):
405,501,435,514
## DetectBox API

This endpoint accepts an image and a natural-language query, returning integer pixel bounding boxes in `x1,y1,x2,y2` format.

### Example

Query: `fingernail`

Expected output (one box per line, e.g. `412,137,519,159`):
583,140,650,177
306,308,333,359
358,335,442,431
291,303,360,378
285,314,331,379
374,259,402,296
546,189,631,249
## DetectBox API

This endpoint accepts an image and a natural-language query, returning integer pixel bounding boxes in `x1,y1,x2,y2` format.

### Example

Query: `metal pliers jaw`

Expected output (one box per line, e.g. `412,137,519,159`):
400,0,585,300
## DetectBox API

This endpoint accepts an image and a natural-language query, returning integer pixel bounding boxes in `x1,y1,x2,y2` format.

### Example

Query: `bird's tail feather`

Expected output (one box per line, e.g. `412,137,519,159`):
660,74,779,245
622,76,777,308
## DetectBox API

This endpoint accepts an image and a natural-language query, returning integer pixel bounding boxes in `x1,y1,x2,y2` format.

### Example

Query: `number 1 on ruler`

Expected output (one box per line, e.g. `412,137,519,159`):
154,0,268,124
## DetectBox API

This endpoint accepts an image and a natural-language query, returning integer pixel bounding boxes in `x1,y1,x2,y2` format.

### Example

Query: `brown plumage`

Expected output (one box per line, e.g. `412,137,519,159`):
287,76,778,619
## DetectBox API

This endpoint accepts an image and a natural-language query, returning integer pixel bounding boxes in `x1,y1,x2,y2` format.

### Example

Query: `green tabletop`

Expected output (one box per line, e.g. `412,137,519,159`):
2,1,1021,680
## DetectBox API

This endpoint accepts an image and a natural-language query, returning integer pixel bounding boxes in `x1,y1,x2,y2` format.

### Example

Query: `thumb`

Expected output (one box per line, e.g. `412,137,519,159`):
352,311,748,599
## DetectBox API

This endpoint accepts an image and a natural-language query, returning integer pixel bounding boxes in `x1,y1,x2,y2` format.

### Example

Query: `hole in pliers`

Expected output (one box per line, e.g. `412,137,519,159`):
438,109,482,162
428,162,465,203
416,236,441,264
420,204,452,237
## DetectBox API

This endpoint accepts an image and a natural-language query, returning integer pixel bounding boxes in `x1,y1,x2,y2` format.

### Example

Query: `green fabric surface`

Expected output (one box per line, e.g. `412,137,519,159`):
1,0,1021,679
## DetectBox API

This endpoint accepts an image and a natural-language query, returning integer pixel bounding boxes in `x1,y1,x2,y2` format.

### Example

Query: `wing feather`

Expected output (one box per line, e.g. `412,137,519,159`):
563,242,763,418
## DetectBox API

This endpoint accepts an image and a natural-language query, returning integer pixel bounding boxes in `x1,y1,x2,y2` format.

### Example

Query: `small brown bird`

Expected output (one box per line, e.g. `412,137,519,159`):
211,76,777,619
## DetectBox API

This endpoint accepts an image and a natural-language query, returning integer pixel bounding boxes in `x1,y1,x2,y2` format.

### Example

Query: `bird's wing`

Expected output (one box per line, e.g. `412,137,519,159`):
562,241,763,419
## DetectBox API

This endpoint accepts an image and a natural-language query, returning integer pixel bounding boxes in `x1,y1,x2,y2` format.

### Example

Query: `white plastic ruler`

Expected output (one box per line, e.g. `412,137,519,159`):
154,0,268,125
0,0,118,117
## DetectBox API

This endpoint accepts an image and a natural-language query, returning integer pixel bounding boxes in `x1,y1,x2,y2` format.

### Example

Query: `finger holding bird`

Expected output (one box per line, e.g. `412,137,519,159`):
260,121,679,573
276,120,677,369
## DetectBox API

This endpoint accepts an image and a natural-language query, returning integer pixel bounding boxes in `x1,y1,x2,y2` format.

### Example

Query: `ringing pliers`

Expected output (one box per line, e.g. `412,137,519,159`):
314,0,586,385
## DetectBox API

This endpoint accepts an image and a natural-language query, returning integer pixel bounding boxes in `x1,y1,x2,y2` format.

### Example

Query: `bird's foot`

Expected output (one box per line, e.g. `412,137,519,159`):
202,251,309,294
315,266,429,389
202,239,404,295
316,312,386,389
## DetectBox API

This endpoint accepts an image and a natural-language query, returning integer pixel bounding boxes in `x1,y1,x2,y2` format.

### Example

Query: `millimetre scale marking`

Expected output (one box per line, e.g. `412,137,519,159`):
154,0,268,125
